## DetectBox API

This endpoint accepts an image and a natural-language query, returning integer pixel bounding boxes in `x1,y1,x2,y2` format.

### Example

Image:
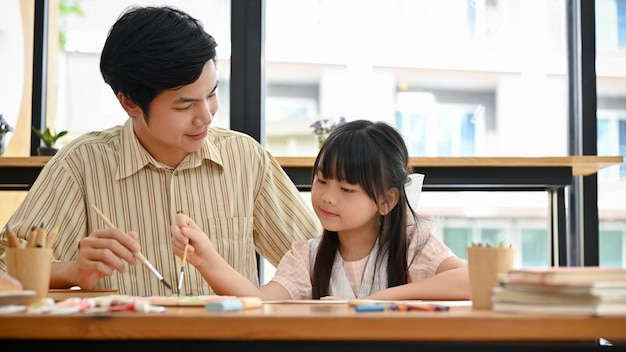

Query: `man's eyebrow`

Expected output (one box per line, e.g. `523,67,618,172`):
173,97,197,104
173,81,220,104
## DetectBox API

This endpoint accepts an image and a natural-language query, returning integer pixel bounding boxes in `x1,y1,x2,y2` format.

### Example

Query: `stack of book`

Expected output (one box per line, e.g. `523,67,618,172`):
492,267,626,316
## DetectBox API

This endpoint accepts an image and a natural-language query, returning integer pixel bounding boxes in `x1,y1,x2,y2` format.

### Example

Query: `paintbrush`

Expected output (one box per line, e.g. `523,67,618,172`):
177,220,192,292
90,204,172,290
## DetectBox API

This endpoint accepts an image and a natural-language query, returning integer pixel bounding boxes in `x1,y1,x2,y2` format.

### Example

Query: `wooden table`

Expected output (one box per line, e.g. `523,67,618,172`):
1,155,623,267
0,302,624,351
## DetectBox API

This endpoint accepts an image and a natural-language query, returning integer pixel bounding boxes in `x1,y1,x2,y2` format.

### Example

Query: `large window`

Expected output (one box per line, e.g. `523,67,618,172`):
263,0,571,266
263,0,625,268
264,0,570,158
1,0,623,269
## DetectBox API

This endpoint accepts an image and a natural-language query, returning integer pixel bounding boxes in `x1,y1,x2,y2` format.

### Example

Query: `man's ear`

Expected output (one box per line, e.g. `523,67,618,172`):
117,92,143,118
379,187,400,215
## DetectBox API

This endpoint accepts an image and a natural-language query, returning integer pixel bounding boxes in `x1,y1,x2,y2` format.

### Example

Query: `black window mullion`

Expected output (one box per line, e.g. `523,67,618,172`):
32,0,49,155
566,0,599,266
230,0,265,145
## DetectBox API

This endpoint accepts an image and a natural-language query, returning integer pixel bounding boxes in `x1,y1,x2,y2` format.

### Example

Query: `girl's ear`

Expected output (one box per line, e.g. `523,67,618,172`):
117,92,143,118
379,187,400,215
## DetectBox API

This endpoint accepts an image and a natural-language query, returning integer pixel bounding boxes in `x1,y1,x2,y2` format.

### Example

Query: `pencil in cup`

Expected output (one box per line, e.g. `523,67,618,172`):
90,204,172,290
177,220,192,291
25,226,38,248
35,223,46,248
5,223,60,249
23,224,45,248
4,224,21,248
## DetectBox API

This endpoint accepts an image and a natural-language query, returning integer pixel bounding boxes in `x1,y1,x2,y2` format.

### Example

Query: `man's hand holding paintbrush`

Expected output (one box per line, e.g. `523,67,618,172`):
49,224,142,289
50,205,172,290
88,205,172,290
51,227,141,289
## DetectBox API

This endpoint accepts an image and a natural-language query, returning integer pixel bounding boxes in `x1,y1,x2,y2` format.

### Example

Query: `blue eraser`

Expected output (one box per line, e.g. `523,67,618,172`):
355,304,385,312
206,300,244,312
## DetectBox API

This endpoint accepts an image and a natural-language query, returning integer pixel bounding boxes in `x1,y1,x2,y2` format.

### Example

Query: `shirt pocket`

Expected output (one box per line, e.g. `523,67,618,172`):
202,216,258,282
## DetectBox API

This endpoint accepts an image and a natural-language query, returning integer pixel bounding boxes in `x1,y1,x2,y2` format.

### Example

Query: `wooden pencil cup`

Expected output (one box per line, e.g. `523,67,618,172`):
6,247,53,304
467,246,515,310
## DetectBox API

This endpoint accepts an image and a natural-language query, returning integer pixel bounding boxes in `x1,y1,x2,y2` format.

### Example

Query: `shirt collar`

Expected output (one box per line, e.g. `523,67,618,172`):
116,118,223,180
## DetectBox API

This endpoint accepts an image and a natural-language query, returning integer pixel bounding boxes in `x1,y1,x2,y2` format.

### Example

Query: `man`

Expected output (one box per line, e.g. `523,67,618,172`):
0,6,321,296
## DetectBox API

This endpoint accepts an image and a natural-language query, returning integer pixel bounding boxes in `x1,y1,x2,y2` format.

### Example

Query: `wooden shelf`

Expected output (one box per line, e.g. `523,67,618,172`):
275,156,624,177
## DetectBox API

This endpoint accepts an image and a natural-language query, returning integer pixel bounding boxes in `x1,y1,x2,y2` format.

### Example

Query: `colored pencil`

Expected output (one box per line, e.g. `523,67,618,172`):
25,226,37,247
4,224,20,248
35,222,46,248
90,204,172,290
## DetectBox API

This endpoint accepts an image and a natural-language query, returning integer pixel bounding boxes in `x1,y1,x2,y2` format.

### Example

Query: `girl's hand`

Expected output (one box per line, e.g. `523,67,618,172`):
170,213,215,268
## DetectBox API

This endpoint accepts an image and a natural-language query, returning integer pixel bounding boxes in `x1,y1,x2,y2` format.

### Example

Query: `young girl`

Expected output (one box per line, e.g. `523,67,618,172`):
171,120,470,300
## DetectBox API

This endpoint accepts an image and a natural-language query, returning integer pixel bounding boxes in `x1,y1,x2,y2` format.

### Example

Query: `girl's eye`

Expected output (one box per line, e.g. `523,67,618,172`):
316,178,327,185
341,187,355,193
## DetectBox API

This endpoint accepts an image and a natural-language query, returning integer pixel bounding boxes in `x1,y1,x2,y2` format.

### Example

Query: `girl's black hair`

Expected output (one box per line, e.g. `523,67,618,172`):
310,119,419,298
100,6,218,118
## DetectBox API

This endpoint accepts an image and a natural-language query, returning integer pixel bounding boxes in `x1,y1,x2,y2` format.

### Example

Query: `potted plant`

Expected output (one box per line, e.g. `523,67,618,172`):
32,127,68,156
310,116,346,149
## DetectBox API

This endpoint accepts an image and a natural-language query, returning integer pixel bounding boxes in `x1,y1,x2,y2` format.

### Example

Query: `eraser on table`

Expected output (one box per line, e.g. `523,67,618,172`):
206,299,244,312
355,304,385,312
